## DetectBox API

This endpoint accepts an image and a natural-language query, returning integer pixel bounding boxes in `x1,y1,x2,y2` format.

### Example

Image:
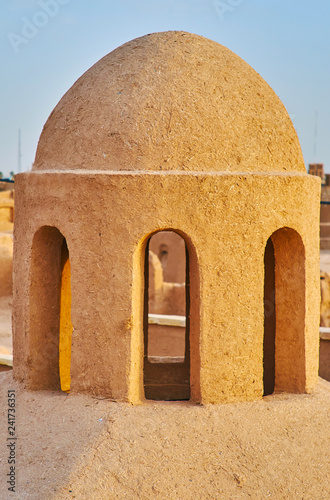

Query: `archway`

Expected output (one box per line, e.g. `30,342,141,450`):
263,227,306,395
143,231,190,400
29,226,72,391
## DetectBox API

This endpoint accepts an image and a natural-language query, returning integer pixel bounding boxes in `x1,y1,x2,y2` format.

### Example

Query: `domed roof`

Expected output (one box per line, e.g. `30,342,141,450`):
33,31,305,173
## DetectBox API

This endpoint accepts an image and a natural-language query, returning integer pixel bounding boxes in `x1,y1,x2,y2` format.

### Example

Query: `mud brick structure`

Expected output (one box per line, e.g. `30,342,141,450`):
13,32,320,403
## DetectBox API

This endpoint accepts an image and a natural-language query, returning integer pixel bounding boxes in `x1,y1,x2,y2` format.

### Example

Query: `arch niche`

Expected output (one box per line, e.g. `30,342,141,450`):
29,226,73,391
263,227,306,395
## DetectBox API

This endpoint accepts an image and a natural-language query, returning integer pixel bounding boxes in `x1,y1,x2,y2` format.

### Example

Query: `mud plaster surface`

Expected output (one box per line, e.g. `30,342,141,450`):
13,171,321,403
34,31,304,174
0,296,12,352
1,279,330,498
0,371,329,500
320,250,330,273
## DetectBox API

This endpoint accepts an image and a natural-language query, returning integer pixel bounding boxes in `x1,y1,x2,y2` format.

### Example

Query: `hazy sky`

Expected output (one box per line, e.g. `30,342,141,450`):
1,0,330,176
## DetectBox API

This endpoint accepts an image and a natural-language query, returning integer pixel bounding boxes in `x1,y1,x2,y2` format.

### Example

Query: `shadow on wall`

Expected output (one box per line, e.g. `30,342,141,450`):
29,226,72,392
264,227,305,395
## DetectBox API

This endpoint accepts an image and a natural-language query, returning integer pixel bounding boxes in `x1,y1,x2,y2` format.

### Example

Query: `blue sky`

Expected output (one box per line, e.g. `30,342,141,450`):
1,0,330,176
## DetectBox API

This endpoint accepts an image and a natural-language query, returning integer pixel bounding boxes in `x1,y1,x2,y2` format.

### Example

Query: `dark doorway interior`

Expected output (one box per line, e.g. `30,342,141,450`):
263,237,276,396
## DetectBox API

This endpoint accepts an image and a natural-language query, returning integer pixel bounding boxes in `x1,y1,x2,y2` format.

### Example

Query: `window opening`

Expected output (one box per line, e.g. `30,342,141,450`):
263,228,306,396
144,231,190,400
29,227,72,391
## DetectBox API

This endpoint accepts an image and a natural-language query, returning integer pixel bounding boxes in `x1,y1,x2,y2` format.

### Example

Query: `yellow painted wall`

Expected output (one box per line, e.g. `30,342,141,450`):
59,241,72,392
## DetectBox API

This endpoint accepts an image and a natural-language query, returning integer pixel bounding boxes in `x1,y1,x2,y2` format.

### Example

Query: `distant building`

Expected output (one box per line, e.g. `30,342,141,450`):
312,164,330,247
324,174,330,187
309,163,325,182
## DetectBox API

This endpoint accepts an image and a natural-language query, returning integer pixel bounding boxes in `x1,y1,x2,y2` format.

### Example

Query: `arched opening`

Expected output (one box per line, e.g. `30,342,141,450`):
263,238,275,395
143,231,190,400
0,233,13,373
263,227,306,395
0,189,14,372
29,226,72,391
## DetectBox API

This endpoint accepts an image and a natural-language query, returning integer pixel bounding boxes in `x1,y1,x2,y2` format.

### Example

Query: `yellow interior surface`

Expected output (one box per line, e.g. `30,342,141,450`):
59,241,73,392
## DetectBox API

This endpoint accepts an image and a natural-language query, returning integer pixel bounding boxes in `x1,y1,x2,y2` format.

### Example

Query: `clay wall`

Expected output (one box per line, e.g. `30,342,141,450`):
308,163,324,179
320,204,330,223
149,231,185,284
320,203,330,249
321,186,330,202
13,171,320,404
148,250,185,316
0,190,14,232
0,233,13,296
319,337,330,381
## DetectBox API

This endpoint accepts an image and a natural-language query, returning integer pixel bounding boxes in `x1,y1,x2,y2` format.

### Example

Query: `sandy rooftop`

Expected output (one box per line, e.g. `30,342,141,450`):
0,371,329,499
0,252,329,498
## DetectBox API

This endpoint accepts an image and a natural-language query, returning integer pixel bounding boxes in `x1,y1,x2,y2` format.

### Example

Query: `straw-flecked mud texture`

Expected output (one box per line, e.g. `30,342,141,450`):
0,372,329,499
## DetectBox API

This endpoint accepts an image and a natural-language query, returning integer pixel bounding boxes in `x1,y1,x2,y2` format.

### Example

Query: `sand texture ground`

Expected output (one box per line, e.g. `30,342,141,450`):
0,371,329,500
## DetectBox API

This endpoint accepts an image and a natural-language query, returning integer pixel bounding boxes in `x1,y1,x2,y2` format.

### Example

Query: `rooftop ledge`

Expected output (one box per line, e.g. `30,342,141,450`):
23,170,312,178
0,354,13,367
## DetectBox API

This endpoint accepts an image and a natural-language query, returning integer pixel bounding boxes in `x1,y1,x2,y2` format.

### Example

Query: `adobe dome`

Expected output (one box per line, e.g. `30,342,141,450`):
33,31,305,173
